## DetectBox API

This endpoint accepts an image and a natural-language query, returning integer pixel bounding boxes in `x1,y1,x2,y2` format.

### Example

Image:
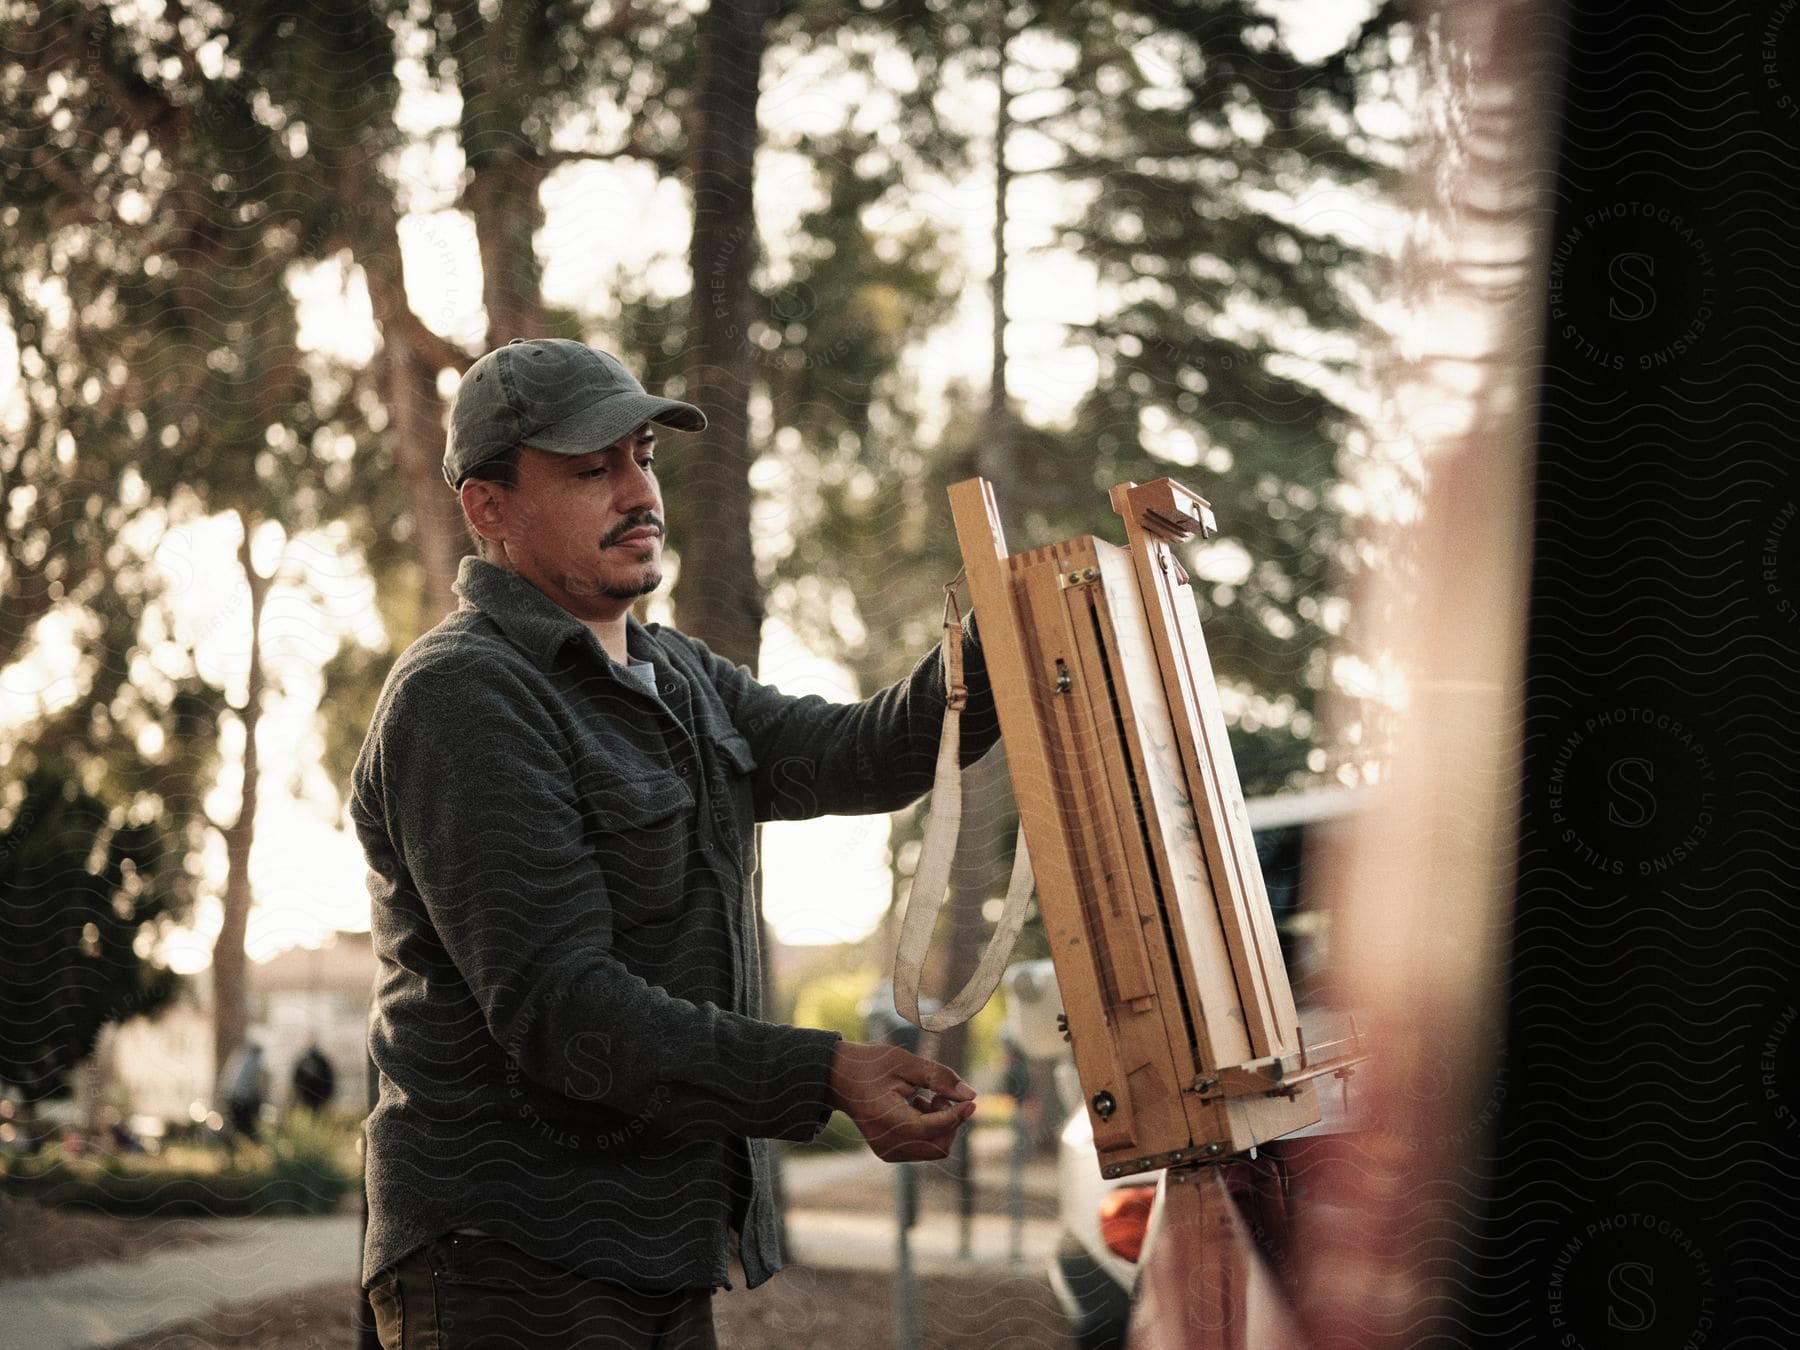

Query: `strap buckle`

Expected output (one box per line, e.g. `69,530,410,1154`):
942,572,968,711
941,571,965,629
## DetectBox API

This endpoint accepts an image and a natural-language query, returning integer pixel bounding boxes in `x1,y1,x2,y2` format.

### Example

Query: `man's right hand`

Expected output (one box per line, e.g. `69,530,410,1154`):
826,1041,978,1164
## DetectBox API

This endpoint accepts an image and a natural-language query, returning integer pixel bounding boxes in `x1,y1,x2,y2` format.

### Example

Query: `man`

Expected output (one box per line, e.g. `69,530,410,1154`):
217,1040,266,1151
290,1043,335,1114
352,338,998,1348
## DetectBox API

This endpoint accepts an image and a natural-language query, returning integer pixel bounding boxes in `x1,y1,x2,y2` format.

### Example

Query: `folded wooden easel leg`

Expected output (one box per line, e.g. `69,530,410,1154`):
1126,1164,1304,1350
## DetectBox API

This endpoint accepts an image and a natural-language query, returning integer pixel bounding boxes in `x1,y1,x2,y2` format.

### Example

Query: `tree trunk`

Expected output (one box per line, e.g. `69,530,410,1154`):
467,158,548,347
446,0,549,346
671,0,774,670
212,511,271,1078
351,160,471,621
675,0,779,1231
381,335,468,618
988,6,1014,458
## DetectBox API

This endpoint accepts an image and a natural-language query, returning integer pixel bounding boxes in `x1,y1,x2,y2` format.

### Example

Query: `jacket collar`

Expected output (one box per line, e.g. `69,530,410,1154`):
453,555,657,672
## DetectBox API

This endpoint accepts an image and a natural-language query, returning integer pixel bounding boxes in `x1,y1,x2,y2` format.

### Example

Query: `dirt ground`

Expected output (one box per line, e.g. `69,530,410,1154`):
9,1145,1075,1346
0,1195,231,1282
105,1268,1077,1349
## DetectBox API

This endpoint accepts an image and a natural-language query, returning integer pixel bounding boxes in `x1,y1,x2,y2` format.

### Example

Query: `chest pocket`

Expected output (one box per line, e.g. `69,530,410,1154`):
712,732,759,830
583,773,695,902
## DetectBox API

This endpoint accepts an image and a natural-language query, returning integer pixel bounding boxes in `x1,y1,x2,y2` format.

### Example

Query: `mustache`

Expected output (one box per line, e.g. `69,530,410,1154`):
602,513,665,547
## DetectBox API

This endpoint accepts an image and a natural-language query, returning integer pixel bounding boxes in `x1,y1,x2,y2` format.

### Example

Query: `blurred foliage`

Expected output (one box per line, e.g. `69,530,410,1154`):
1,1108,361,1215
753,1,1407,795
1018,0,1407,790
0,0,411,912
716,4,1408,1001
960,982,1010,1077
787,962,1010,1074
0,766,181,1105
1,0,1408,1027
792,966,882,1044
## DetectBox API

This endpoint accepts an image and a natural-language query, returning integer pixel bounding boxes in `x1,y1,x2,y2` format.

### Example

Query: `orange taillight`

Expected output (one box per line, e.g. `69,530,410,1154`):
1098,1183,1158,1262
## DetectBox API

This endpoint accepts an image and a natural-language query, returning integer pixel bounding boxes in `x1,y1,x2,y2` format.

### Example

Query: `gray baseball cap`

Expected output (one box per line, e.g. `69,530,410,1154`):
443,338,707,487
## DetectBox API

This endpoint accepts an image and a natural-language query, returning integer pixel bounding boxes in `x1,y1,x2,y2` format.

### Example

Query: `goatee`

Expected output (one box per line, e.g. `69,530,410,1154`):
600,567,663,602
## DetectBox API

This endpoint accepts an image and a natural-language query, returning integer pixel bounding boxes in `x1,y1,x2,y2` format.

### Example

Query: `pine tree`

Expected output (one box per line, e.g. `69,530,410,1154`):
0,767,181,1106
1008,0,1405,789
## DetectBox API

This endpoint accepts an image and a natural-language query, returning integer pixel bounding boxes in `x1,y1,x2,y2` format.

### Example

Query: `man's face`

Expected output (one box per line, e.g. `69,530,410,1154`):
476,425,666,619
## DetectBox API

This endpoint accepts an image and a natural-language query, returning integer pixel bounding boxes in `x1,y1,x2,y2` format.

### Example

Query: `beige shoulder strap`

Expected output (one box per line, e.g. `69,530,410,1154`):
892,587,1036,1032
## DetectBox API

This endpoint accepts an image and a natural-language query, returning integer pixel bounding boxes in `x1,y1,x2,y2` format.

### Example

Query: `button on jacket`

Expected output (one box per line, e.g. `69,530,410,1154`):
352,557,997,1293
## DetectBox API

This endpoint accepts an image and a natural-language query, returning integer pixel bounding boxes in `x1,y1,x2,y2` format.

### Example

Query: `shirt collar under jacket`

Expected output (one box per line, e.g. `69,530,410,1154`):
452,555,655,674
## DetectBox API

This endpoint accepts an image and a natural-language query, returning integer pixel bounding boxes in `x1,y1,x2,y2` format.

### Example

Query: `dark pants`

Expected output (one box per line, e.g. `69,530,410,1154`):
369,1234,718,1349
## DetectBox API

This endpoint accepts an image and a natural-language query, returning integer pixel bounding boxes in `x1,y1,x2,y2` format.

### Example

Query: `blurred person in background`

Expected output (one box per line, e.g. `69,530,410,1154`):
290,1044,335,1114
217,1041,265,1149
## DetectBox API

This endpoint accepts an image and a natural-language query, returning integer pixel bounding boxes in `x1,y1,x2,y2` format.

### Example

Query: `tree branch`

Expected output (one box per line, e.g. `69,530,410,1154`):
367,270,471,378
341,154,474,377
538,143,670,173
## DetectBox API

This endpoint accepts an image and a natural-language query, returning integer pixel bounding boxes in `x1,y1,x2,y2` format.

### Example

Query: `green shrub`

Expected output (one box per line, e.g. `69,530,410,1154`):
963,988,1008,1078
0,1113,362,1216
791,967,880,1043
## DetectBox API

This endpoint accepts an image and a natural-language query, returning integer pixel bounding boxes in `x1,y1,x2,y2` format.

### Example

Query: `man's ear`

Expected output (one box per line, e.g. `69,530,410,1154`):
460,479,507,549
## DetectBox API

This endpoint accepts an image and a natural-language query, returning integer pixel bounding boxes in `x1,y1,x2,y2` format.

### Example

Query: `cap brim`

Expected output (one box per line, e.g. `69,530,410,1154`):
525,391,706,457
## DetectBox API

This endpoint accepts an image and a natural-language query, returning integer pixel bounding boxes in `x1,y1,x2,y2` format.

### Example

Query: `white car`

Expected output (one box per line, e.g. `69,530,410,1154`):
1050,1103,1152,1349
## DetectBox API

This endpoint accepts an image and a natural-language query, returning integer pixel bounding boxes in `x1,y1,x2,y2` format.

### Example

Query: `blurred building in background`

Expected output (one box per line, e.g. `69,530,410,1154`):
89,931,374,1128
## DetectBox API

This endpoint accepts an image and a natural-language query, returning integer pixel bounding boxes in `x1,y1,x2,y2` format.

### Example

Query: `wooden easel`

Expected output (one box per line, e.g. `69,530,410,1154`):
948,477,1363,1180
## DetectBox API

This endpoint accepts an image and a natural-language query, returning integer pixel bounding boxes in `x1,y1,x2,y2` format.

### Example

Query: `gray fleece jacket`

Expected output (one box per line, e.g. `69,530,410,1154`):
351,557,996,1292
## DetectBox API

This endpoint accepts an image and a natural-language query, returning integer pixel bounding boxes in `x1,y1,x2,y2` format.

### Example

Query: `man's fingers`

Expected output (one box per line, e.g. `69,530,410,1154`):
910,1093,977,1121
868,1098,970,1145
880,1046,974,1102
911,1057,974,1101
872,1105,953,1145
872,1105,971,1163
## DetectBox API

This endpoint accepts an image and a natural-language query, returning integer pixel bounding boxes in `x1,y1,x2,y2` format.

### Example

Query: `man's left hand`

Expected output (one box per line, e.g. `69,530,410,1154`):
827,1041,978,1163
